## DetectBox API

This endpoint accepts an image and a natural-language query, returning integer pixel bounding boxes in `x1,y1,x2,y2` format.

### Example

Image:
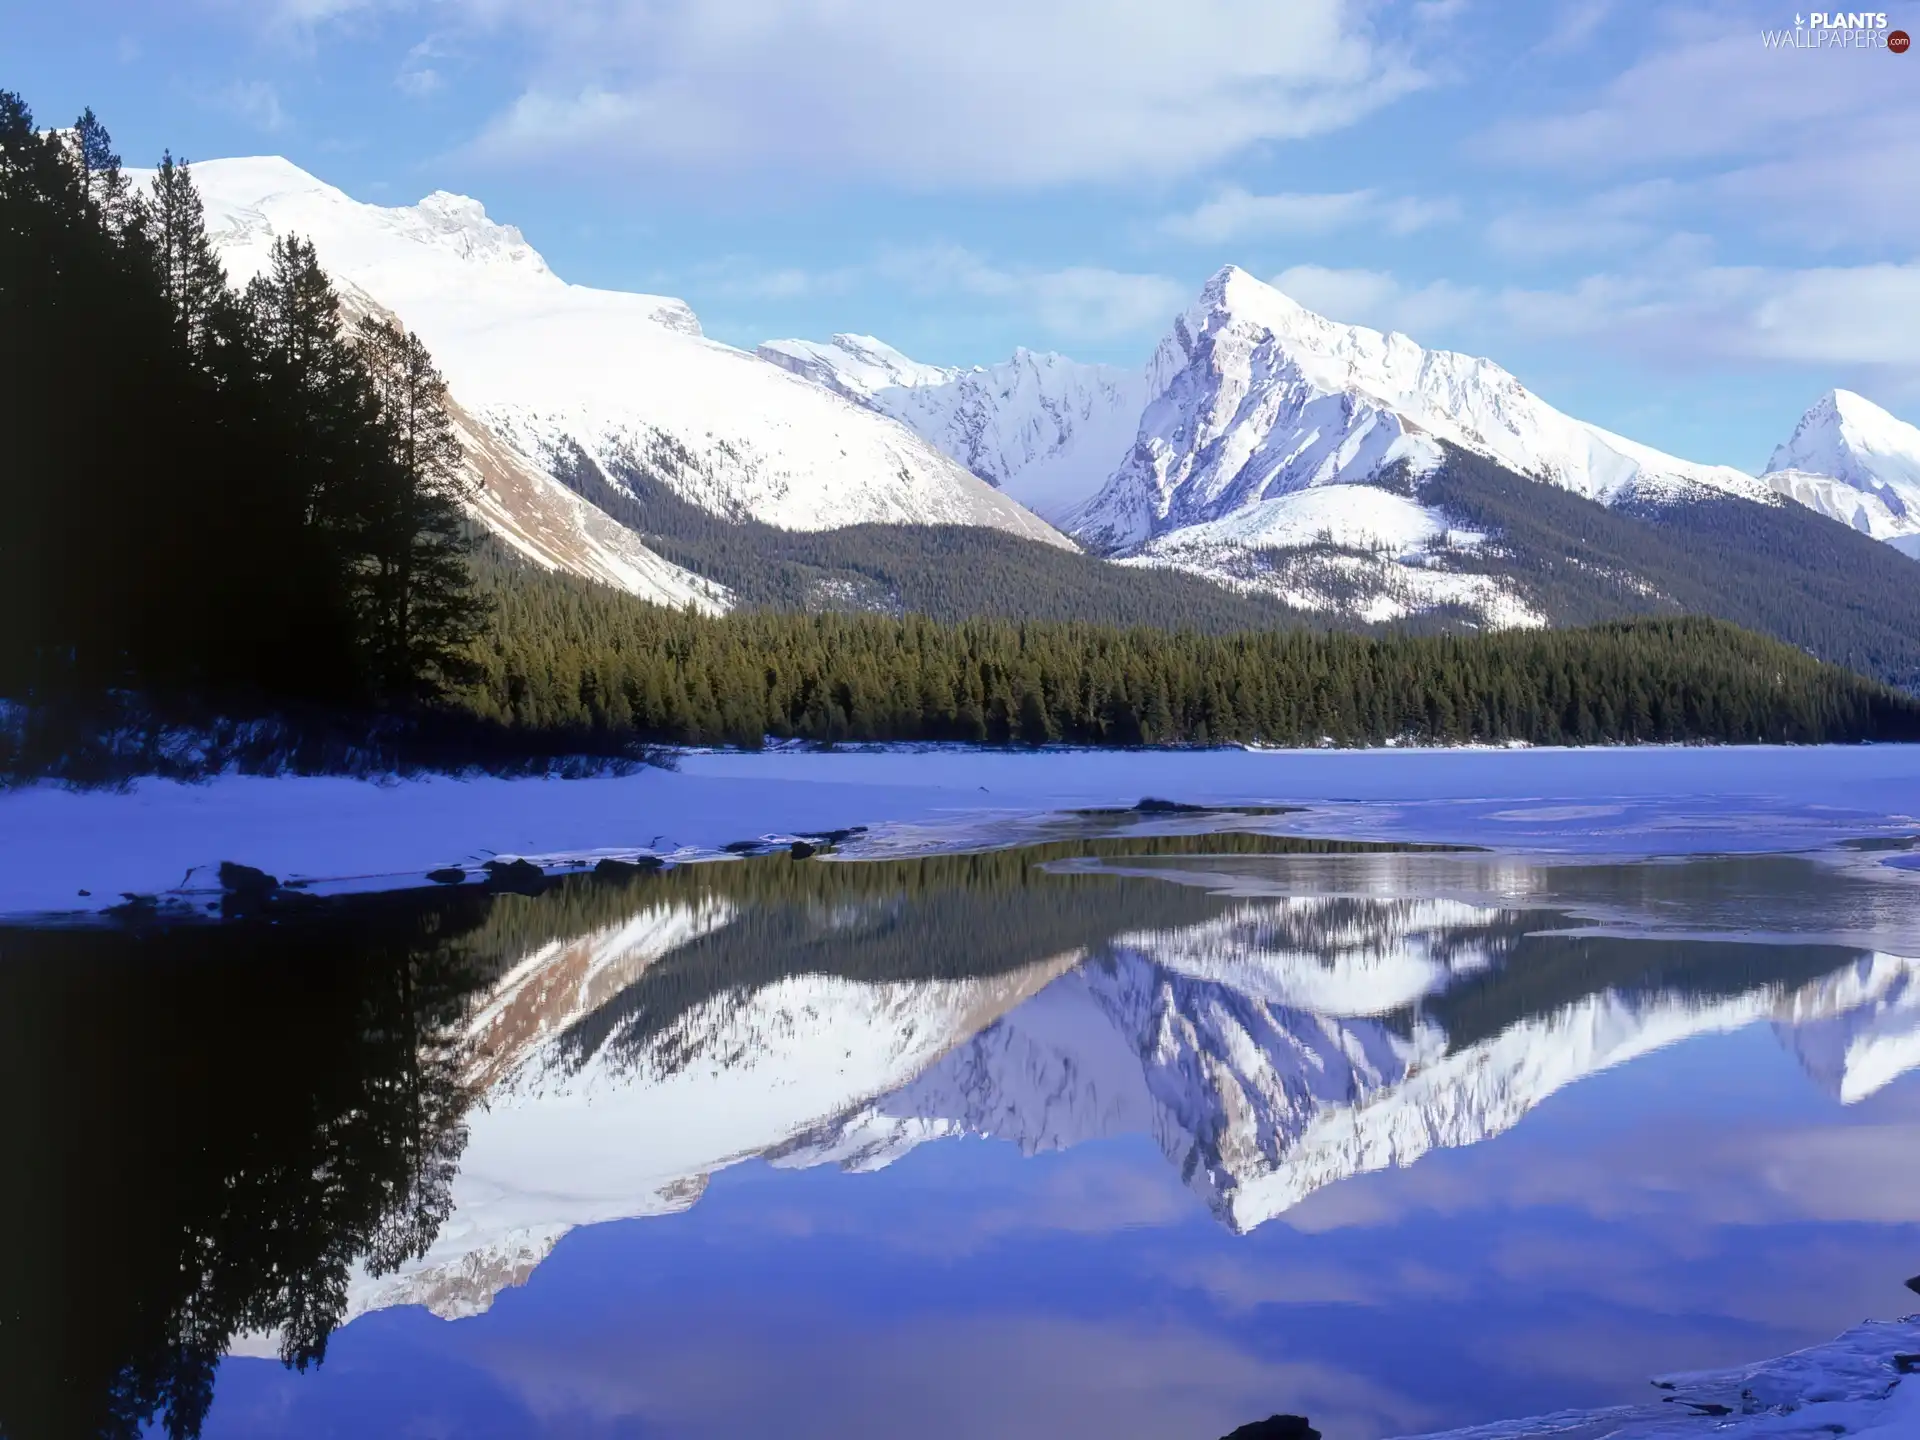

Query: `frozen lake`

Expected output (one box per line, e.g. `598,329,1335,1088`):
3,749,1919,1437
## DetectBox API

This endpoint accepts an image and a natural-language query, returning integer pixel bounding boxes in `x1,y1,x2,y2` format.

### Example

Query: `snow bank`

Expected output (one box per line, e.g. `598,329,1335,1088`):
2,745,1917,920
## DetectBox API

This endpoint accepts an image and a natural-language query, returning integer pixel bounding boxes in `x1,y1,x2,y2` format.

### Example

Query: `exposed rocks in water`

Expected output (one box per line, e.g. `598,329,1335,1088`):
217,860,290,917
483,858,549,896
426,867,469,885
1219,1417,1320,1440
218,861,278,897
789,841,818,859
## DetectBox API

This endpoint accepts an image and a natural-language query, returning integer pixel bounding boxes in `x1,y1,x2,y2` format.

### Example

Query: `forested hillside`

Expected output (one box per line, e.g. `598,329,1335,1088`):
462,551,1920,748
1421,446,1920,689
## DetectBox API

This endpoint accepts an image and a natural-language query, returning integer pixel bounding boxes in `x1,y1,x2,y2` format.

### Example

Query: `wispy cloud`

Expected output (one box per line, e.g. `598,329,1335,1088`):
397,39,447,98
1160,187,1457,246
876,244,1187,340
691,244,1184,342
457,0,1424,186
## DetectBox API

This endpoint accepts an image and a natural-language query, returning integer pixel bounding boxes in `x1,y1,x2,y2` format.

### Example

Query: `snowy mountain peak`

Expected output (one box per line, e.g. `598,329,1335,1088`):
1762,388,1920,554
1767,387,1920,496
1072,264,1769,560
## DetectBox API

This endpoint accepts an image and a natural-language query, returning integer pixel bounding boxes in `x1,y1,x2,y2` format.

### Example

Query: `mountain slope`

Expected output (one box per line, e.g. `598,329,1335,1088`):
538,439,1326,630
1764,388,1920,558
183,157,1069,551
1418,445,1920,688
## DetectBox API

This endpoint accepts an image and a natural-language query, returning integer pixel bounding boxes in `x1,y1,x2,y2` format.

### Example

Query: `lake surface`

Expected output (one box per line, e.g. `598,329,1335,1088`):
5,816,1920,1440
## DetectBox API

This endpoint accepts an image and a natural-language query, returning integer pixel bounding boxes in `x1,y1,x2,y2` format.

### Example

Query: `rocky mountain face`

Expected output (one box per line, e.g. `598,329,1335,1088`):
770,268,1920,635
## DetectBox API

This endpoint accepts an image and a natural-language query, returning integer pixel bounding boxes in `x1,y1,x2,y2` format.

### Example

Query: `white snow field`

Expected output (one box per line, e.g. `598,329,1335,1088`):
3,744,1918,919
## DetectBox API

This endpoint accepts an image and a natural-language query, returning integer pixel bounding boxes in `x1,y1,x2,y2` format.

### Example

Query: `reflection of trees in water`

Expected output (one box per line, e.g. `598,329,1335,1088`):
0,891,496,1440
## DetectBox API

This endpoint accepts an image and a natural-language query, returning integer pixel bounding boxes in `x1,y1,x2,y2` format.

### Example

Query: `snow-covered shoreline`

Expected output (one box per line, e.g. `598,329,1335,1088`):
1392,1315,1920,1439
2,744,1916,921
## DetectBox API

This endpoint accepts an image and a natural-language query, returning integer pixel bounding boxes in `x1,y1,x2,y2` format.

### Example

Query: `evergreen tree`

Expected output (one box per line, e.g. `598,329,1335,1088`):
137,153,228,359
353,314,487,701
70,107,131,233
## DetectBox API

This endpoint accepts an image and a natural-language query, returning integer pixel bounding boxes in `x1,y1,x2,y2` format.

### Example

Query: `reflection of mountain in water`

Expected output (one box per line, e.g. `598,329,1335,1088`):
9,840,1919,1437
349,848,1920,1319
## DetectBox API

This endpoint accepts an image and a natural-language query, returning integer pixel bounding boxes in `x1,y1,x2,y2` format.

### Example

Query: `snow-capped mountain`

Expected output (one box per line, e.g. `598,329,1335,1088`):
1071,265,1769,551
760,336,1145,523
763,266,1804,628
180,158,1069,562
1764,389,1920,559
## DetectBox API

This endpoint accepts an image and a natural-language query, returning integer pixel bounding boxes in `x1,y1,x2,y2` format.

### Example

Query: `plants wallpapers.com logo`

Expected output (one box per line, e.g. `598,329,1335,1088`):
1763,11,1912,47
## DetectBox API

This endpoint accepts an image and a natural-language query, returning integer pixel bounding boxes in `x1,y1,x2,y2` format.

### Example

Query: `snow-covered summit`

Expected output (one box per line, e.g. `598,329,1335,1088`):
1764,389,1920,557
178,157,1068,545
1071,265,1768,554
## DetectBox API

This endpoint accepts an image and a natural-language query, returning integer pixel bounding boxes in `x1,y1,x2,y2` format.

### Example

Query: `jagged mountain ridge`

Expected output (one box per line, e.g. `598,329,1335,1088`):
1071,265,1771,555
767,268,1920,637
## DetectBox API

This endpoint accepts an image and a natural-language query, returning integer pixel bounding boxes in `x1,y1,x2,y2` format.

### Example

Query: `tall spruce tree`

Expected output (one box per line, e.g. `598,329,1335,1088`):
140,154,231,362
352,314,487,701
71,107,131,234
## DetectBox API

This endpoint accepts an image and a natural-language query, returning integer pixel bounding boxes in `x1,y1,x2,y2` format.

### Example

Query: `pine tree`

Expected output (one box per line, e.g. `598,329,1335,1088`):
137,153,228,359
353,315,487,702
70,107,132,234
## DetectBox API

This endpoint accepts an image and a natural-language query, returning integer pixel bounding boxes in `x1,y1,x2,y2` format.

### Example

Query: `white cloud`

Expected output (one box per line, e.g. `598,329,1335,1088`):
454,0,1423,186
1533,0,1612,56
1264,248,1920,392
1161,189,1375,244
1745,264,1920,367
1160,187,1456,245
1475,17,1920,248
1483,180,1676,260
690,244,1184,342
397,39,447,97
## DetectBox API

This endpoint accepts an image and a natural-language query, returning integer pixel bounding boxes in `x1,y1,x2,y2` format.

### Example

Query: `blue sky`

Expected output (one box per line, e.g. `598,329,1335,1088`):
8,0,1920,470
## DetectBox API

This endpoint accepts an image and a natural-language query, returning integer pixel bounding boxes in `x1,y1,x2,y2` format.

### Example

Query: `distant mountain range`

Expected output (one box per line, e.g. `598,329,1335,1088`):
184,159,1920,682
